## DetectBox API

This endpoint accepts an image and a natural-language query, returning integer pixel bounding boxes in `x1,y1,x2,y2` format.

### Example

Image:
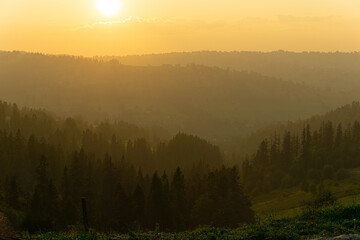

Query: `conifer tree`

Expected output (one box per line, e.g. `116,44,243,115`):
132,184,145,227
5,176,20,210
171,167,187,231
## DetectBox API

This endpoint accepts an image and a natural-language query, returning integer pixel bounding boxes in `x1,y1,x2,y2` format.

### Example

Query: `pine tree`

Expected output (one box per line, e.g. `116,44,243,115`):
100,153,116,230
60,166,77,227
114,183,130,230
281,131,292,169
147,172,163,229
171,167,187,231
24,155,59,232
132,184,145,227
5,176,20,210
334,123,343,149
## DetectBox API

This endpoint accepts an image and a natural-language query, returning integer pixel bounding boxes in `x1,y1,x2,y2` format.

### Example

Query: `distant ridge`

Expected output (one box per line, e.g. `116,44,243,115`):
103,51,360,92
0,51,353,143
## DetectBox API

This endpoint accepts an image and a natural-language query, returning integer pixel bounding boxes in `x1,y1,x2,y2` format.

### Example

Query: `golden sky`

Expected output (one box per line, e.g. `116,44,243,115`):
1,0,360,56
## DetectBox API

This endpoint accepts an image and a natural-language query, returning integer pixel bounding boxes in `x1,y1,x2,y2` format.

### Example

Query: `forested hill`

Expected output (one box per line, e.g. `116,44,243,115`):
240,102,360,196
105,51,360,92
0,100,254,233
233,102,360,157
0,51,354,143
0,100,222,176
0,100,161,143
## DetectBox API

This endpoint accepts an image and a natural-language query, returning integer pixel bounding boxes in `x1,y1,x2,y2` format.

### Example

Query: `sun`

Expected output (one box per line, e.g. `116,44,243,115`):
97,0,121,17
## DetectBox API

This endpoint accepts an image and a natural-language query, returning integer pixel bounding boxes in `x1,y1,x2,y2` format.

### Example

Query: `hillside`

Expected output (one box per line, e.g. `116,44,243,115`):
252,167,360,219
0,100,221,177
105,51,360,92
0,51,355,143
234,102,360,157
236,103,360,215
24,203,360,240
0,100,248,233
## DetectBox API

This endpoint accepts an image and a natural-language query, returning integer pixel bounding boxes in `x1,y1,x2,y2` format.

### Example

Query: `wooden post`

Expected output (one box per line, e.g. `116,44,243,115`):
81,198,89,232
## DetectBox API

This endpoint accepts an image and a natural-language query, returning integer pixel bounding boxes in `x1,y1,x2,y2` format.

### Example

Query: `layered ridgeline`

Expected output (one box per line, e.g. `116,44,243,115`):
0,51,354,143
105,51,360,92
0,101,254,233
240,102,360,196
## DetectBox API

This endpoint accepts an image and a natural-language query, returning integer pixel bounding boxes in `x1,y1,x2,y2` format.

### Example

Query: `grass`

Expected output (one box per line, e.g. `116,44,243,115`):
252,168,360,218
252,190,311,218
24,203,360,240
23,231,106,240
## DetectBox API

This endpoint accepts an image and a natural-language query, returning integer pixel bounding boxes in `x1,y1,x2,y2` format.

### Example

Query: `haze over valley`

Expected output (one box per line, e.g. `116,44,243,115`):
1,51,357,146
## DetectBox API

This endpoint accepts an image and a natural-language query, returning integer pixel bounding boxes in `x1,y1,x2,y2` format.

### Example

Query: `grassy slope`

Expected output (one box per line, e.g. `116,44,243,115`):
252,168,360,218
27,204,360,239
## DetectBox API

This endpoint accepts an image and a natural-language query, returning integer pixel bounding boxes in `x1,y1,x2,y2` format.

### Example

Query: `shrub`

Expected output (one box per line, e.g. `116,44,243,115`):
309,183,317,194
304,190,337,210
336,168,350,180
322,165,334,180
301,181,309,192
0,211,14,238
308,169,321,181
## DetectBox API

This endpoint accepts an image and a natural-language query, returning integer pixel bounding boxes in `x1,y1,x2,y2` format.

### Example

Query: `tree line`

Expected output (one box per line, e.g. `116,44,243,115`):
233,101,360,158
0,101,254,232
242,120,360,196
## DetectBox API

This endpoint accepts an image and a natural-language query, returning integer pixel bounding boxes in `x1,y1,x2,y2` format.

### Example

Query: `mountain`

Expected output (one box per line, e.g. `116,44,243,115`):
0,51,354,143
104,51,360,92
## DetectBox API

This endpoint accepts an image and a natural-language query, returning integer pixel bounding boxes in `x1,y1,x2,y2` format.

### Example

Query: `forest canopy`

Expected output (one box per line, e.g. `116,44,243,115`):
0,100,254,232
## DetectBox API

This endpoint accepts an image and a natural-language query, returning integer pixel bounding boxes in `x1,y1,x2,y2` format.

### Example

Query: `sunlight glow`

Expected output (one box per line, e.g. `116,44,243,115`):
97,0,121,17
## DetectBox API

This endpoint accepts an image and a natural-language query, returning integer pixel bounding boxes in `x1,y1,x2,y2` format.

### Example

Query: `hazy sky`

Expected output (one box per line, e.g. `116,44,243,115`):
1,0,360,56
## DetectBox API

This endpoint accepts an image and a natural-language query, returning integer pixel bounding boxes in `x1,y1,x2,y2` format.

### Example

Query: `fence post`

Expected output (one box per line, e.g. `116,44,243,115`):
81,198,89,232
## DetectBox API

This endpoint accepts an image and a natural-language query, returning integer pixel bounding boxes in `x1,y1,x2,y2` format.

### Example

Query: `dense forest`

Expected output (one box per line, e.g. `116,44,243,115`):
4,0,360,237
2,51,360,236
0,100,253,233
242,116,360,196
107,51,360,92
0,51,353,144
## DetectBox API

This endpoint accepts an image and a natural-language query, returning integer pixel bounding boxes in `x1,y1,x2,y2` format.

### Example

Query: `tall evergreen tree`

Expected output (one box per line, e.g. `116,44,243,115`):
171,167,187,231
5,176,20,210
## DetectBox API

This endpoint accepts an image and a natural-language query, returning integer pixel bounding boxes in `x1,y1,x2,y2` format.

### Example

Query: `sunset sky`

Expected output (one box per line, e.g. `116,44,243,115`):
1,0,360,56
